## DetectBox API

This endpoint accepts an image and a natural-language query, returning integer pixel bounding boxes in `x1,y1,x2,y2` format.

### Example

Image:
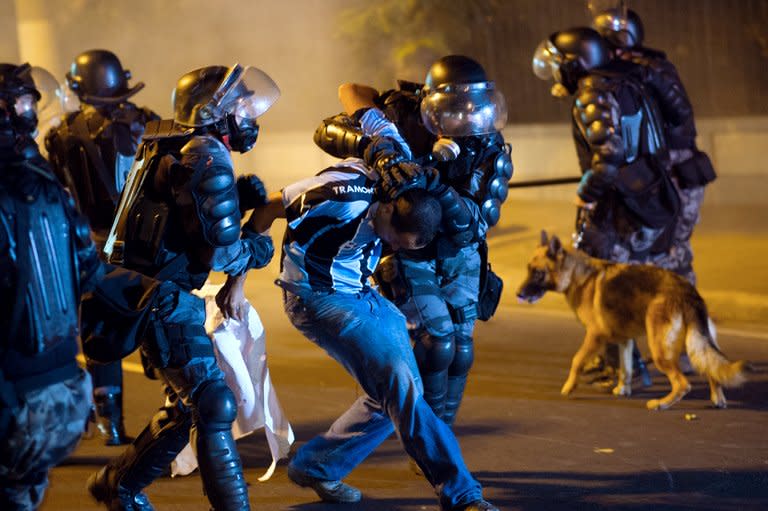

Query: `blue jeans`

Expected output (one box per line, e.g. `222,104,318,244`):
284,287,482,510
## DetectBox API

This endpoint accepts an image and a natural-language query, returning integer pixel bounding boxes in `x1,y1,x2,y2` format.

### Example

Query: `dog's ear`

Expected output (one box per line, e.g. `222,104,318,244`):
547,235,562,258
540,230,548,246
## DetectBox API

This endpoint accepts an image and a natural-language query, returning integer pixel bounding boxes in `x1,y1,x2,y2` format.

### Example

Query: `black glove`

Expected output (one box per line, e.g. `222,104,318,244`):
364,135,428,201
237,174,268,212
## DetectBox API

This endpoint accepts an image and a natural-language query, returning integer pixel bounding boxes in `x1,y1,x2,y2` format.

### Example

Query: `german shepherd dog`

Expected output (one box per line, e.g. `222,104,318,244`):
516,231,747,410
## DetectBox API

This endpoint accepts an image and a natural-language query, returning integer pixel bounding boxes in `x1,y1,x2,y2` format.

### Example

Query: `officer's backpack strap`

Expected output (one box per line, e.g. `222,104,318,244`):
70,110,120,201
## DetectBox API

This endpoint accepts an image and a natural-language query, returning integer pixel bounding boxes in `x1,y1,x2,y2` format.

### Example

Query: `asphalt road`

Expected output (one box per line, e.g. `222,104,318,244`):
42,199,768,511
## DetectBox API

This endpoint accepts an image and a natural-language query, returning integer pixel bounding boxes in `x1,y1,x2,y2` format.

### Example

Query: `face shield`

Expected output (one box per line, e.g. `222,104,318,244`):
532,40,571,98
214,65,280,153
532,40,562,81
419,81,507,137
216,65,280,122
29,66,68,133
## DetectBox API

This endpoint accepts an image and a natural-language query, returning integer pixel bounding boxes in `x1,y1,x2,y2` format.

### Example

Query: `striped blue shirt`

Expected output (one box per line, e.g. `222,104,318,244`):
280,158,381,294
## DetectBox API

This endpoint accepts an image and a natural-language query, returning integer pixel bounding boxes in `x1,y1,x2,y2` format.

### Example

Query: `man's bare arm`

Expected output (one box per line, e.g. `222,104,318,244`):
338,83,379,115
245,191,285,234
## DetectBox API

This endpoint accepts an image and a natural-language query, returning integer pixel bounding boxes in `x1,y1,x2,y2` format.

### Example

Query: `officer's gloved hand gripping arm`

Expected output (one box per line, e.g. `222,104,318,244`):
338,83,478,243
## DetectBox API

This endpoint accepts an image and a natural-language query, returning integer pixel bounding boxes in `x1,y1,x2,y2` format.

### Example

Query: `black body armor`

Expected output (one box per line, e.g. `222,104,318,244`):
0,152,101,380
106,121,267,290
572,60,681,256
45,103,159,235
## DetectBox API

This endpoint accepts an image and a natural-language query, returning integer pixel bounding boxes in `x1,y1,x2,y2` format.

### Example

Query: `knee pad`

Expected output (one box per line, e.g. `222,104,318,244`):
413,332,455,374
449,335,474,376
192,380,237,432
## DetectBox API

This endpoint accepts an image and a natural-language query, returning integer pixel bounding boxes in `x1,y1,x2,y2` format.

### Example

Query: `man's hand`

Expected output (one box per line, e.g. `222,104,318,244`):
215,274,248,321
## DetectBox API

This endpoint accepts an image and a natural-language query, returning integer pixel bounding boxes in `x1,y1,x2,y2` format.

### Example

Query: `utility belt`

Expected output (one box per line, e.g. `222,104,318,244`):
143,322,213,370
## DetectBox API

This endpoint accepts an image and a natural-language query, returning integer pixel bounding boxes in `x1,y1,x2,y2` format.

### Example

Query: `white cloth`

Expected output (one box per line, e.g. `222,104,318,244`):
170,284,294,481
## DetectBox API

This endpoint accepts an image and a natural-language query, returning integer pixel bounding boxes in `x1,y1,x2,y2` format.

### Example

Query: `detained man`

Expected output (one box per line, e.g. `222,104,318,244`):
227,115,499,511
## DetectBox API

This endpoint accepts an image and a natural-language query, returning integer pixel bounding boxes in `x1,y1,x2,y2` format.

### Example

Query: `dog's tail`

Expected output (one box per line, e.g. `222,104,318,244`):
686,317,747,388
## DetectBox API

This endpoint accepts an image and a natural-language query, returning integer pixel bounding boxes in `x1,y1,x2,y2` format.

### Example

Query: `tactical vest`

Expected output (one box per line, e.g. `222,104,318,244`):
0,164,79,355
46,103,156,234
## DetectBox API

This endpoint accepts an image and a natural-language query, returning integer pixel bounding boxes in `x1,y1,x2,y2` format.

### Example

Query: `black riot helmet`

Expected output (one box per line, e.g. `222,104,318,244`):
592,7,645,49
0,63,43,152
0,63,41,102
420,55,507,137
66,49,144,105
171,64,280,153
532,27,611,96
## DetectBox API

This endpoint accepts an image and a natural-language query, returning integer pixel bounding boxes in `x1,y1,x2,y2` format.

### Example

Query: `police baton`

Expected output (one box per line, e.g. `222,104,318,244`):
507,176,582,188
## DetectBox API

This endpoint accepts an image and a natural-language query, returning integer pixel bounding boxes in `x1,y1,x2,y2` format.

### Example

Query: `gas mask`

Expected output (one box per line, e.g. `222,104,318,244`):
224,112,259,153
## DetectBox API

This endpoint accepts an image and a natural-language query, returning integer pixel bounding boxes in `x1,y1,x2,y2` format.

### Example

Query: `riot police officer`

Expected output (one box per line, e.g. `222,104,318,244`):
86,64,279,511
0,62,103,511
45,49,160,446
315,55,512,427
591,7,716,285
532,27,680,393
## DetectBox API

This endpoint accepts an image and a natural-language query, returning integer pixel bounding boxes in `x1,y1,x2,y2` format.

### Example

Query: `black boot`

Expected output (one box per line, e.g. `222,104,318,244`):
632,343,653,387
88,408,191,510
94,392,133,446
87,466,155,511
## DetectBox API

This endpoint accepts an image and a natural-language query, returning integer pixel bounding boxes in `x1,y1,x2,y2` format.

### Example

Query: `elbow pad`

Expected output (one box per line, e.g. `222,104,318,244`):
435,185,475,244
313,113,371,159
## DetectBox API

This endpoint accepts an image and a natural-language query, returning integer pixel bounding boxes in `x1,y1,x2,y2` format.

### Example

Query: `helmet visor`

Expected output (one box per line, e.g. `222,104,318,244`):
532,40,562,80
218,66,280,120
420,81,507,137
29,66,60,113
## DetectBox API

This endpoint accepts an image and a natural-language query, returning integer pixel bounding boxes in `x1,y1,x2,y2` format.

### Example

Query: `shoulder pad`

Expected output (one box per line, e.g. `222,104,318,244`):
585,120,616,145
181,134,229,156
574,87,609,110
180,135,232,170
579,74,610,91
578,100,612,126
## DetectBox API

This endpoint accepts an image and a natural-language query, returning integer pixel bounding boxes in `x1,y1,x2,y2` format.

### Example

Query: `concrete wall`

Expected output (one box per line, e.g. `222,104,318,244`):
235,117,768,206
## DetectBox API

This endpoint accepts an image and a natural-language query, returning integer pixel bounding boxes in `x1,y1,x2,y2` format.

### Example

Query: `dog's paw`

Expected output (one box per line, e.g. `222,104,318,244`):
646,399,662,411
712,398,727,409
560,383,575,396
612,384,632,397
